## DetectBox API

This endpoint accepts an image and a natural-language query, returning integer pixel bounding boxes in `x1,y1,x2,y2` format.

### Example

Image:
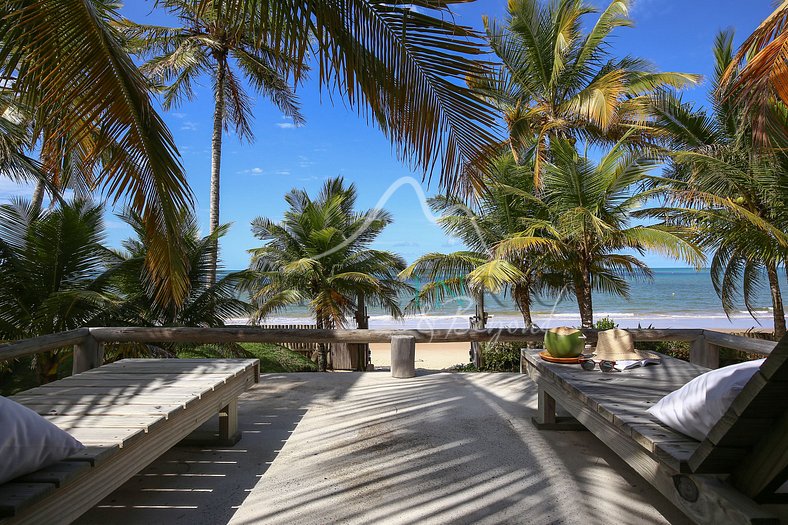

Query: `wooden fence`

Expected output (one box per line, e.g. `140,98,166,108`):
258,324,319,355
0,327,778,376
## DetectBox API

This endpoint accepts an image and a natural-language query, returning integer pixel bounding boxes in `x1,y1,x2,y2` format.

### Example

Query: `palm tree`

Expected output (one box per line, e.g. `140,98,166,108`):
2,0,500,301
719,1,788,147
107,210,250,328
471,0,699,185
400,153,550,328
121,2,305,285
245,177,412,370
496,138,704,328
1,1,193,308
0,199,118,382
653,30,788,338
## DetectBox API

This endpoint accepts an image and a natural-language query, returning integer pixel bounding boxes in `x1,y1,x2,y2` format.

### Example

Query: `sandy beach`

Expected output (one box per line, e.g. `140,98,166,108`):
369,342,472,370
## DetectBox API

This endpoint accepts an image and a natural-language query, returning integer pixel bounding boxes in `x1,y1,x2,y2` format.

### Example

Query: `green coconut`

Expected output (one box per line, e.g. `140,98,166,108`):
544,326,586,358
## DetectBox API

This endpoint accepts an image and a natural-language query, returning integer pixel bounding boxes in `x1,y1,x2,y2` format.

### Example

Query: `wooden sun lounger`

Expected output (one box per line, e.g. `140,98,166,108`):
522,337,788,525
0,358,259,525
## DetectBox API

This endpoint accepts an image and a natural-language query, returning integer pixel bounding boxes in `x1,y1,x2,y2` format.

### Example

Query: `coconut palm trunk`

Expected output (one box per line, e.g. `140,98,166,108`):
31,179,46,213
208,55,226,287
576,257,594,328
766,262,786,339
513,284,533,328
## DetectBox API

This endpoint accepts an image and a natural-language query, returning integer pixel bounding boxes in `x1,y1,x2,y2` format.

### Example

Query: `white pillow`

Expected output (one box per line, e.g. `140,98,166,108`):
0,396,85,484
647,359,764,440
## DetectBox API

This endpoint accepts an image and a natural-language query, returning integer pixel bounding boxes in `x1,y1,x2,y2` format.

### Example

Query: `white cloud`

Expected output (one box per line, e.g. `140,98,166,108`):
181,121,198,131
274,170,291,176
276,122,297,129
297,155,315,168
238,167,264,175
171,112,186,119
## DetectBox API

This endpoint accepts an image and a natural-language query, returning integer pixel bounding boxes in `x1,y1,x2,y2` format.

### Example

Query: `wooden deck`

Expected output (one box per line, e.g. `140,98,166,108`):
0,359,259,525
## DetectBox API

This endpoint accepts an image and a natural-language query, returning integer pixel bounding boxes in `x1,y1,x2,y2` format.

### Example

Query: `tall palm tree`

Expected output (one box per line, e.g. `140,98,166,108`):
121,2,305,285
245,177,412,370
1,1,193,309
0,199,118,382
653,30,788,338
496,138,704,327
400,153,551,328
472,0,699,185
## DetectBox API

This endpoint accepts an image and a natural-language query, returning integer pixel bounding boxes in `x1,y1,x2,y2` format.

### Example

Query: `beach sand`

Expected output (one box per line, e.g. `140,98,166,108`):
369,342,472,370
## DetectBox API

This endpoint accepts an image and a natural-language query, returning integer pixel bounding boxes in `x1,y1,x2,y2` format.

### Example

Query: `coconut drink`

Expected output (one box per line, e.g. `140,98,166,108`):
544,327,586,358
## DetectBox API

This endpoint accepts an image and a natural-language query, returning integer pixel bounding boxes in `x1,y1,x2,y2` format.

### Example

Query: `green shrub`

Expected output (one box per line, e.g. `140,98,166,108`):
472,341,523,372
594,317,618,330
177,343,317,373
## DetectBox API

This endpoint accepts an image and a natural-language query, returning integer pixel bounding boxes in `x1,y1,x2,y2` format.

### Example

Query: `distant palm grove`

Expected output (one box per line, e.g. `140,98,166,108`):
1,0,788,386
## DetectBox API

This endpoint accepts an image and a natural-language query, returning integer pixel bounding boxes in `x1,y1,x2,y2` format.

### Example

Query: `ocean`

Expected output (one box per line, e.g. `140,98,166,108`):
226,268,788,331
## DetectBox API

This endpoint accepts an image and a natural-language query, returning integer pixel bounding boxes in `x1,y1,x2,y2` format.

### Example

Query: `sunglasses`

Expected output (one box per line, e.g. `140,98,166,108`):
579,359,618,372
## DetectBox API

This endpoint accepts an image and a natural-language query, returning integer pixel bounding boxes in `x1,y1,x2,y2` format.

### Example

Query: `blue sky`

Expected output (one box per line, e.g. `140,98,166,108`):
3,0,775,269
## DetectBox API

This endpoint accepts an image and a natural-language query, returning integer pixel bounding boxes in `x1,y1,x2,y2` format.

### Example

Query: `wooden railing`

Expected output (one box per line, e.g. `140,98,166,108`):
0,327,778,376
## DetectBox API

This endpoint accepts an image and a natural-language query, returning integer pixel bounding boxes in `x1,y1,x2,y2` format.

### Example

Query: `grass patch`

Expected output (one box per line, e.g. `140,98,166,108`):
176,343,318,373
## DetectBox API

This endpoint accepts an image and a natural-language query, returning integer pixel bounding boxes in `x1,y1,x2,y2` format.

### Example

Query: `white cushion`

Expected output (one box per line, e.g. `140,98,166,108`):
0,396,85,484
647,359,764,440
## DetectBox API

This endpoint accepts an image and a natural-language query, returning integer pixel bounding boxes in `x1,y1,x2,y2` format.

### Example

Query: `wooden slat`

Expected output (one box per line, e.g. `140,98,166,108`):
15,381,217,396
11,394,200,408
16,462,90,488
66,446,119,466
57,372,230,383
0,483,56,518
65,427,145,447
19,402,185,418
44,415,163,432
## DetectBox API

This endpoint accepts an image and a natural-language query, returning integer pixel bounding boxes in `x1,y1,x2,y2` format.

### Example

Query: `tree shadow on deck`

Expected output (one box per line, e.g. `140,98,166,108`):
224,372,690,525
75,372,363,525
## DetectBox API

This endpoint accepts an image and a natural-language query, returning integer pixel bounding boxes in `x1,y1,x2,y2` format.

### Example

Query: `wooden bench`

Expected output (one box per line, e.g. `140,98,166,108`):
0,358,259,525
522,341,788,525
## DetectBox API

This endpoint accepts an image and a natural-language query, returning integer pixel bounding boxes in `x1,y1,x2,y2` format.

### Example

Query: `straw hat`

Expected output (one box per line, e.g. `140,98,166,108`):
593,328,660,361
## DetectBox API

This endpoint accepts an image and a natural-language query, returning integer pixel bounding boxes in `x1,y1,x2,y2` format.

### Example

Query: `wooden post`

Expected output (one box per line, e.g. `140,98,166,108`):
354,291,370,371
219,399,240,445
535,386,556,426
390,335,416,378
72,335,104,375
690,335,720,369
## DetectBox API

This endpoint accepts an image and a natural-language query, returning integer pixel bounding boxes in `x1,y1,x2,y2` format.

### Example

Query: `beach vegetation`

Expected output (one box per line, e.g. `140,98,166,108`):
399,152,555,327
2,0,194,310
654,30,788,338
0,199,117,383
107,210,250,328
472,0,699,185
495,138,704,327
245,177,412,370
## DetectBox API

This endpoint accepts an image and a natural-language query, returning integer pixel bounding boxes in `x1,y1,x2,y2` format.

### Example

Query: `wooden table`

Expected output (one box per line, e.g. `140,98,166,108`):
521,349,778,524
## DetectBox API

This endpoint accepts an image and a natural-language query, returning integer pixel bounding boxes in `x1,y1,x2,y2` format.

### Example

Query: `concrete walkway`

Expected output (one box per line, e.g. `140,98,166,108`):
77,372,689,525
